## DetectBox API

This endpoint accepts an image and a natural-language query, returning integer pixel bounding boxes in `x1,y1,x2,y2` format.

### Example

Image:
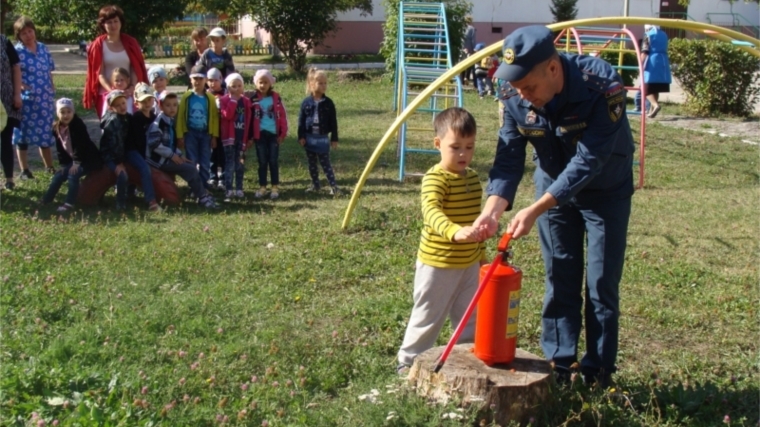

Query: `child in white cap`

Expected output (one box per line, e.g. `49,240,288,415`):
207,67,226,189
198,27,235,82
148,66,168,115
250,69,288,199
40,98,102,212
219,73,252,201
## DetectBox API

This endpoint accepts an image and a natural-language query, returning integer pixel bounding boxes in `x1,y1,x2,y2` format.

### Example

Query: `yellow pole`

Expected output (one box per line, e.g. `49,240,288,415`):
341,17,760,230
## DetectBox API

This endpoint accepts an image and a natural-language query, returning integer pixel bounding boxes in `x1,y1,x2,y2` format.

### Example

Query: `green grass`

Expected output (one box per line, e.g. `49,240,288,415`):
0,75,757,426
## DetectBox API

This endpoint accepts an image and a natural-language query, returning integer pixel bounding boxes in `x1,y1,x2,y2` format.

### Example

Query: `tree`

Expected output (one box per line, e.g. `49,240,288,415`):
549,0,578,23
198,0,373,74
11,0,186,44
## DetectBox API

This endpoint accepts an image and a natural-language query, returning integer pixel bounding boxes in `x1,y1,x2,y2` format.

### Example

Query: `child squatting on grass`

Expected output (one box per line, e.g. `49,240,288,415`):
39,98,103,212
298,68,340,195
146,92,218,209
251,69,288,200
396,107,489,375
218,73,252,201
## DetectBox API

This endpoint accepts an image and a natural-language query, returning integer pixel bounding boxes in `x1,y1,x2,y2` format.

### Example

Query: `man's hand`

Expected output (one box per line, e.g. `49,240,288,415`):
506,207,540,239
506,192,558,239
330,141,338,149
277,136,284,145
171,154,184,165
210,137,217,149
68,164,79,175
298,138,306,147
114,163,126,177
177,138,184,149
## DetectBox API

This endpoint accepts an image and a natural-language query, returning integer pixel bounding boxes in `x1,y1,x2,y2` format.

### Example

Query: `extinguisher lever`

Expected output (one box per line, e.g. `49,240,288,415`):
497,232,512,253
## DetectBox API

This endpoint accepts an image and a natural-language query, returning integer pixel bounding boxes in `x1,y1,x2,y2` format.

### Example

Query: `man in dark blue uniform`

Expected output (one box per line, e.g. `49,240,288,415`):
474,26,635,387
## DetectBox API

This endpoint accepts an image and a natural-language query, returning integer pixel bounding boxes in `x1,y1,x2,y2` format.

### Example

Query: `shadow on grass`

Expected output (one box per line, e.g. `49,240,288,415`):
537,376,759,426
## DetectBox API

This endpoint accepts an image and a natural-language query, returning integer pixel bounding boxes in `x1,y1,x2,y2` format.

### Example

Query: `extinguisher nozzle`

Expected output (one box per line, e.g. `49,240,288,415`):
433,363,443,373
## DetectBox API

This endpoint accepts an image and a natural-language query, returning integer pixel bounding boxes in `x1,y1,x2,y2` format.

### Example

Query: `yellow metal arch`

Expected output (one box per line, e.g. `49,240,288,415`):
341,17,760,230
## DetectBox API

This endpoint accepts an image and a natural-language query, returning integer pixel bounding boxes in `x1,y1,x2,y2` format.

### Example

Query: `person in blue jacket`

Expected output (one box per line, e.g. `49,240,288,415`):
641,24,672,118
473,25,635,388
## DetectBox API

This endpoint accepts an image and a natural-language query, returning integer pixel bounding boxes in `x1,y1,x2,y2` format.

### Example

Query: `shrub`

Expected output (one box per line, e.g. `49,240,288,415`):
598,48,639,87
668,38,760,117
379,0,472,75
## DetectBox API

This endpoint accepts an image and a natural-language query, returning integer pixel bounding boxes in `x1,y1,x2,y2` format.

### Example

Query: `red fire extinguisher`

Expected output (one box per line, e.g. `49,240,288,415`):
433,233,521,373
473,233,522,365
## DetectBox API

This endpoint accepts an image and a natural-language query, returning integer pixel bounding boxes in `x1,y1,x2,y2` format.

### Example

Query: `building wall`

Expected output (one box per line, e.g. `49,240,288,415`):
240,0,759,55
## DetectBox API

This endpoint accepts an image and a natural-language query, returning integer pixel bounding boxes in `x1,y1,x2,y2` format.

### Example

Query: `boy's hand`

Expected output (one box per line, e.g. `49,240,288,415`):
453,226,480,243
298,138,306,147
177,138,184,149
245,140,253,150
68,164,79,175
114,163,126,177
171,154,184,164
210,137,217,149
277,136,284,145
330,141,338,149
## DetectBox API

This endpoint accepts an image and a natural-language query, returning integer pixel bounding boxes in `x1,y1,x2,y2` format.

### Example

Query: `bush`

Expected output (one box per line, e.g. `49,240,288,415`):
668,38,760,117
598,49,639,87
379,0,472,75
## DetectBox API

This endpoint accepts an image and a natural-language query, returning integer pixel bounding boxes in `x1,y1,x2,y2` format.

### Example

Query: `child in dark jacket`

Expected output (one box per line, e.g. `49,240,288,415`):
100,90,131,210
126,83,160,211
297,68,339,195
40,98,102,211
250,69,287,199
146,92,218,209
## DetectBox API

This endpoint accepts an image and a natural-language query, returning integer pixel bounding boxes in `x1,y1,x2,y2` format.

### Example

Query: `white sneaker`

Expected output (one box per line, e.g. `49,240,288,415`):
329,186,340,196
235,190,244,198
254,188,266,198
224,190,234,202
217,180,226,190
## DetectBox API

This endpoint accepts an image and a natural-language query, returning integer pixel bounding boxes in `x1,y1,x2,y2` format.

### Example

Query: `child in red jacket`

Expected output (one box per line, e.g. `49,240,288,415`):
250,69,288,199
219,73,252,201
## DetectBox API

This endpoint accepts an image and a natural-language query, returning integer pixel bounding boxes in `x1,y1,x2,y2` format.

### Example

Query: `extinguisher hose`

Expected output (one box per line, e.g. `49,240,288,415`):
433,249,506,374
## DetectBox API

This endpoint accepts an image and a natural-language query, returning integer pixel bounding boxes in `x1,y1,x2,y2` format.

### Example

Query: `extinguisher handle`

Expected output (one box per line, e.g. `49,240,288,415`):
497,232,512,253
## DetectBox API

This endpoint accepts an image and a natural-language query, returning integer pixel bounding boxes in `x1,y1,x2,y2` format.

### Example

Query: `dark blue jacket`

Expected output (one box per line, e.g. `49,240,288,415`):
297,95,339,142
487,53,635,209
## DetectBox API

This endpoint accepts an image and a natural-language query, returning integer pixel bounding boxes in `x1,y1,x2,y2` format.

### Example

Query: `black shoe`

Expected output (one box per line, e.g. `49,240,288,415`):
583,371,614,389
4,181,15,190
20,169,34,180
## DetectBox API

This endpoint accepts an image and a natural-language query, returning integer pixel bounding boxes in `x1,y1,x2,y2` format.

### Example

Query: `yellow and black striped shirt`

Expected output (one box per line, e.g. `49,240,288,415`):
417,164,485,269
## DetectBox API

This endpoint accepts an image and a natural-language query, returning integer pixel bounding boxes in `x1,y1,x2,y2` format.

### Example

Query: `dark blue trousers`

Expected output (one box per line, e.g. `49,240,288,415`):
534,169,631,377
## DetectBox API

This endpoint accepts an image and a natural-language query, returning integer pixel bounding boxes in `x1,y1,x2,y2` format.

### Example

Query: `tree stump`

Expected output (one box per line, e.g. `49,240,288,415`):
337,70,368,81
409,344,552,425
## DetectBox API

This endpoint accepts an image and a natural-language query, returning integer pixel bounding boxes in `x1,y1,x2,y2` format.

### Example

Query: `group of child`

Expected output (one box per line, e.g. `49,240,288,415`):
472,43,500,100
39,25,485,378
41,26,342,212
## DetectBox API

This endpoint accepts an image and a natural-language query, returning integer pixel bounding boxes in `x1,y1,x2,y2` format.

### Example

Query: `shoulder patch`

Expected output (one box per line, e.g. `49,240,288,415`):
582,71,615,93
496,82,519,100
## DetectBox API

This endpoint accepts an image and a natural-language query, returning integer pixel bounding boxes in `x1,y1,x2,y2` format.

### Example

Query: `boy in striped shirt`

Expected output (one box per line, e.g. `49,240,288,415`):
397,107,487,374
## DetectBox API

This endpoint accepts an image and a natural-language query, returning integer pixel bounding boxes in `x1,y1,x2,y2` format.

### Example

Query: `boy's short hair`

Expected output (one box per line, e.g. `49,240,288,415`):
191,27,209,39
159,92,178,102
433,107,477,138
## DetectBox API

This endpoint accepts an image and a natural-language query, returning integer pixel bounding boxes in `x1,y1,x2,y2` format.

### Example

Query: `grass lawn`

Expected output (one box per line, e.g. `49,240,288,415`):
1,74,757,426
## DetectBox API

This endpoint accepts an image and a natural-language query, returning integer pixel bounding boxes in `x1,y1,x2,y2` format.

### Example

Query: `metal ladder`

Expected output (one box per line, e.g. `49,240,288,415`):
393,1,463,181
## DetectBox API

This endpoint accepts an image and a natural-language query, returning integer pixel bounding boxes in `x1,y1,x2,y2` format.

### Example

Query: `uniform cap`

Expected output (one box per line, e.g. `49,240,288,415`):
493,25,557,82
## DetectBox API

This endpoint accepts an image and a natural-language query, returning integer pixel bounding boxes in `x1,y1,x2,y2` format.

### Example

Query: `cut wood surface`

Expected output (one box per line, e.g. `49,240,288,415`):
409,344,552,425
